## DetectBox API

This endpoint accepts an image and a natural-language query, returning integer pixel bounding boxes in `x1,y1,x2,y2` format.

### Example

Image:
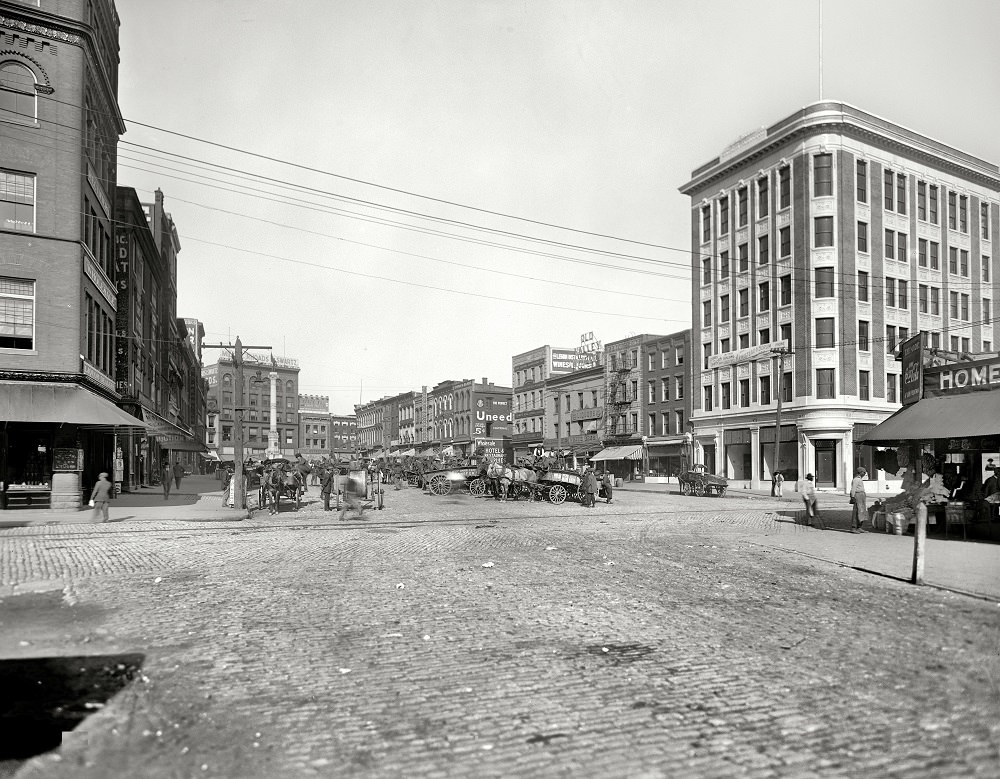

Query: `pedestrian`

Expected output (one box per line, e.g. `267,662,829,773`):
850,467,868,533
601,471,614,504
321,466,338,511
161,461,172,500
172,460,185,491
90,471,113,523
774,471,784,499
340,474,366,521
293,453,311,496
581,467,598,508
798,473,823,528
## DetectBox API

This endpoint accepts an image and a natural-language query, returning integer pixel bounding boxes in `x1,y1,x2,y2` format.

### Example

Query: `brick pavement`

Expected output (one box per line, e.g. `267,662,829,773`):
1,486,998,777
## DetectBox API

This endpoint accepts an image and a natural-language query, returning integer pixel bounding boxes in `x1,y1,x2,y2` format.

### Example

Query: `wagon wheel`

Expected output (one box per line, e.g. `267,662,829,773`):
548,484,568,504
469,478,487,498
681,481,692,496
715,486,727,498
429,474,451,495
694,482,706,497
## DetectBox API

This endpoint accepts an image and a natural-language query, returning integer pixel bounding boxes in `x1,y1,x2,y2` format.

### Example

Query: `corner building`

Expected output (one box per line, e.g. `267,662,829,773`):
680,102,999,490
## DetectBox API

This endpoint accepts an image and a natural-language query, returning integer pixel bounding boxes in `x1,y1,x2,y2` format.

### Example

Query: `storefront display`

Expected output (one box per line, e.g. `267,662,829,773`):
1,427,54,510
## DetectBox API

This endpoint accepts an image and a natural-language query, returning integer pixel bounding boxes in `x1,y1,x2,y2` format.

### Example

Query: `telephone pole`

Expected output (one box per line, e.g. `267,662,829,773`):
771,346,791,490
204,337,271,511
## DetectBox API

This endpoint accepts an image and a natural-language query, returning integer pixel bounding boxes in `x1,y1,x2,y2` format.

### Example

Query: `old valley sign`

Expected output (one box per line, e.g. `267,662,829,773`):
924,357,1000,397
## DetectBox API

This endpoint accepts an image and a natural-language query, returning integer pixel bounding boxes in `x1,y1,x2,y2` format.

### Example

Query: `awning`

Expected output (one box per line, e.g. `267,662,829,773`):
200,451,221,460
401,448,416,457
860,392,1000,445
162,438,207,452
141,408,205,451
590,444,644,461
0,381,146,431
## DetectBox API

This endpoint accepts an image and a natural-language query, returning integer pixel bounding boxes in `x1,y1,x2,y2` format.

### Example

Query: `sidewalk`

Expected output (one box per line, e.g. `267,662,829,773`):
0,475,246,528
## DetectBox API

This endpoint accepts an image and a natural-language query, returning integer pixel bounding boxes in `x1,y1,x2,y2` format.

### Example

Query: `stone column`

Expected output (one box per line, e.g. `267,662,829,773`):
750,426,761,490
267,371,279,457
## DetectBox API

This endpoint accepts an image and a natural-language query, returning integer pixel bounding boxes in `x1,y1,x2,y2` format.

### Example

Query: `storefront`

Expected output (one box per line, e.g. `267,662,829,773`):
646,438,687,482
861,354,1000,541
590,443,644,481
0,381,146,511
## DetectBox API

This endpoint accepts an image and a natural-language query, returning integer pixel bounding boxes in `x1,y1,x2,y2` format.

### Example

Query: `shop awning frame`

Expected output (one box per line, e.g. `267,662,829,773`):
859,391,1000,446
590,444,644,462
141,408,205,451
0,381,146,431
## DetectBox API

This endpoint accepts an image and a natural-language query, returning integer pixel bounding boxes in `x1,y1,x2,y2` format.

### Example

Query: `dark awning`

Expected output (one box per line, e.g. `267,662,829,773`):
141,408,205,451
859,392,1000,445
0,381,146,431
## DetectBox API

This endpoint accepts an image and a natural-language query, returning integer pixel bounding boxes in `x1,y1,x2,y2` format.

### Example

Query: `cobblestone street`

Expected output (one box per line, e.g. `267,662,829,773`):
2,486,998,777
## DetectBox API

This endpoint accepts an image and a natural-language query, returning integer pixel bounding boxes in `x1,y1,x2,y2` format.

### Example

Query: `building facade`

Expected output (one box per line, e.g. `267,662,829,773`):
545,364,605,468
642,329,693,479
298,394,330,459
452,377,512,461
0,0,140,510
329,413,358,459
680,101,1000,489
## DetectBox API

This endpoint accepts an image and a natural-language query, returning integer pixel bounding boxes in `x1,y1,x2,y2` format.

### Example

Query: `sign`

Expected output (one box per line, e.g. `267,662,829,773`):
707,339,788,370
925,357,1000,397
52,448,84,472
899,331,925,406
114,228,132,396
475,437,506,463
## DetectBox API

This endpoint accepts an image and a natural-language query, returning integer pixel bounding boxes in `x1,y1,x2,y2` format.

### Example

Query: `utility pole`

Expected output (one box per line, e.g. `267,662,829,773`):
772,346,791,491
204,337,271,511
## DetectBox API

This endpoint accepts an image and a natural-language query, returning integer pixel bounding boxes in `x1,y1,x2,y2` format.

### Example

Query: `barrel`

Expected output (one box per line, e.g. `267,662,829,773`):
50,472,81,511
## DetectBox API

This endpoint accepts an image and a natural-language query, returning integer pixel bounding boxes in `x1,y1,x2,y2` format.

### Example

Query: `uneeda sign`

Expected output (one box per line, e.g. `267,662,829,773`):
899,332,925,406
925,357,1000,397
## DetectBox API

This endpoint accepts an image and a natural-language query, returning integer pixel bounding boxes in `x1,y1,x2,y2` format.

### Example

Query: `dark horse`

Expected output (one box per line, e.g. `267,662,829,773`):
264,465,303,514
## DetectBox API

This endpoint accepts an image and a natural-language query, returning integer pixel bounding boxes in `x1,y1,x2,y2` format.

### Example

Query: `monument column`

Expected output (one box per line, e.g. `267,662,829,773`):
268,371,279,457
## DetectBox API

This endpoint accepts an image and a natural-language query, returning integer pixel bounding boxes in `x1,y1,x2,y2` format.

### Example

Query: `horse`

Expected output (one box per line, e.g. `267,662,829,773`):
501,466,540,501
264,464,303,514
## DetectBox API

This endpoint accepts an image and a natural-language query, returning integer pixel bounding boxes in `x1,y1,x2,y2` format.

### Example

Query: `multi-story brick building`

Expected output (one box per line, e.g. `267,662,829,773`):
545,364,605,469
451,377,512,461
0,0,145,511
642,329,693,480
329,413,358,460
680,101,999,489
298,394,330,459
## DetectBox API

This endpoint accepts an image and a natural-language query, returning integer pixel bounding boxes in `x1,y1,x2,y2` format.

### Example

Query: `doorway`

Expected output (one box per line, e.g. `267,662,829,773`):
815,440,837,487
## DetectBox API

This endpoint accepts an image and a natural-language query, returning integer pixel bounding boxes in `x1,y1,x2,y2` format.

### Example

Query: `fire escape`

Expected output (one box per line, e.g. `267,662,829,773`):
603,353,634,440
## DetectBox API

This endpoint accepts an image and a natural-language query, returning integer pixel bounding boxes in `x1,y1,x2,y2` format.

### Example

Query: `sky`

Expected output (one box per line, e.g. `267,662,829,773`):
115,0,1000,414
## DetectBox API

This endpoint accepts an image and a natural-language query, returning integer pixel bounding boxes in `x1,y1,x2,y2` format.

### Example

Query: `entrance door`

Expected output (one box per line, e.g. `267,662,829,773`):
815,440,837,487
702,444,716,475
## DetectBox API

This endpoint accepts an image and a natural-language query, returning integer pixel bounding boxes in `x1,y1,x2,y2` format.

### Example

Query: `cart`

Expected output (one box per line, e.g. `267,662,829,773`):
537,469,583,504
425,465,481,496
677,464,728,497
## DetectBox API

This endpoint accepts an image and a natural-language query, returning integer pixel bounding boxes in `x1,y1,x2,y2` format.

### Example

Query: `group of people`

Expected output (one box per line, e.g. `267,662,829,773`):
795,468,869,532
579,466,614,508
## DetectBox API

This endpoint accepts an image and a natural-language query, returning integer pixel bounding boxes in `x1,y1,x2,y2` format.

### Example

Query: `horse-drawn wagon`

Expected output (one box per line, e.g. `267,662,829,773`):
424,465,481,496
536,469,583,504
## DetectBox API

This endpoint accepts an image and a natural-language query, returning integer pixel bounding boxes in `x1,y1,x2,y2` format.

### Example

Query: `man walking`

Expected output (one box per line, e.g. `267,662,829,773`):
172,460,185,492
799,473,823,529
601,471,614,504
90,471,113,523
161,461,172,500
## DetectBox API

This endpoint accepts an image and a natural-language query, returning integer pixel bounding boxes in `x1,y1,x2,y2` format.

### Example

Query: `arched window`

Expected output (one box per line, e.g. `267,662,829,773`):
285,380,293,393
0,62,36,122
222,373,232,387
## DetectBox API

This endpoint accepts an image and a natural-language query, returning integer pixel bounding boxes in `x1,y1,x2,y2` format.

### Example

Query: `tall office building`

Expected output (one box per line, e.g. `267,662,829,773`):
680,101,999,490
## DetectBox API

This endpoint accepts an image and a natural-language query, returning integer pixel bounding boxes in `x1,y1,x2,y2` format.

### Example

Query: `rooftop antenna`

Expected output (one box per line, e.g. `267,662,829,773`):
818,0,824,100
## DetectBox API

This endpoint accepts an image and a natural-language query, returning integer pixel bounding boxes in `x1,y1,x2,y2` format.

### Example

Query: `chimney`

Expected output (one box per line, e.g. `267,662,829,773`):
482,377,488,386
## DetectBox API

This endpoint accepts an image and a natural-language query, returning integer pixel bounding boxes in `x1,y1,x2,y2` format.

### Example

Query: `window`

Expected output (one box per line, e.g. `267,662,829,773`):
948,191,957,229
720,251,729,279
648,382,655,403
816,368,835,399
930,332,940,349
986,340,993,352
759,281,770,311
929,241,939,270
782,371,792,402
886,278,896,308
858,320,870,351
780,323,791,345
738,186,748,227
758,234,769,265
984,255,991,283
0,170,35,232
985,298,993,325
701,205,711,243
703,385,713,412
962,337,970,354
816,317,835,348
950,291,959,319
951,335,960,351
857,271,869,302
702,299,712,325
721,382,731,410
959,195,968,232
859,370,870,401
738,288,749,317
917,181,927,220
759,327,770,344
720,337,730,353
919,284,929,314
815,267,834,298
960,250,969,277
949,247,958,275
661,413,670,436
982,202,990,240
661,378,669,402
918,238,927,267
703,342,711,370
884,170,895,211
961,293,969,321
898,233,908,262
885,325,897,352
778,166,790,209
675,409,684,433
222,425,232,441
814,216,833,247
0,61,36,122
898,280,908,310
738,243,748,272
886,373,898,403
661,351,668,369
885,229,895,260
702,256,712,284
896,173,907,215
739,378,750,407
675,376,684,399
719,294,729,322
0,276,35,349
758,176,769,217
931,287,940,316
719,196,729,235
814,153,833,197
779,226,791,257
929,185,939,224
675,346,683,365
857,221,868,253
647,353,654,371
856,160,867,203
759,375,771,405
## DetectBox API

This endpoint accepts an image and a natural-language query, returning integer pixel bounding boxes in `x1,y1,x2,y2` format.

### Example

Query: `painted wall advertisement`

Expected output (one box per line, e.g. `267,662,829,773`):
475,396,511,436
474,437,512,464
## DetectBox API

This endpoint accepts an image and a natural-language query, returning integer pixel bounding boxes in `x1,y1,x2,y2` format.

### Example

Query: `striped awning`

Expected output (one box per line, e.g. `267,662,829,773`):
590,444,644,461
